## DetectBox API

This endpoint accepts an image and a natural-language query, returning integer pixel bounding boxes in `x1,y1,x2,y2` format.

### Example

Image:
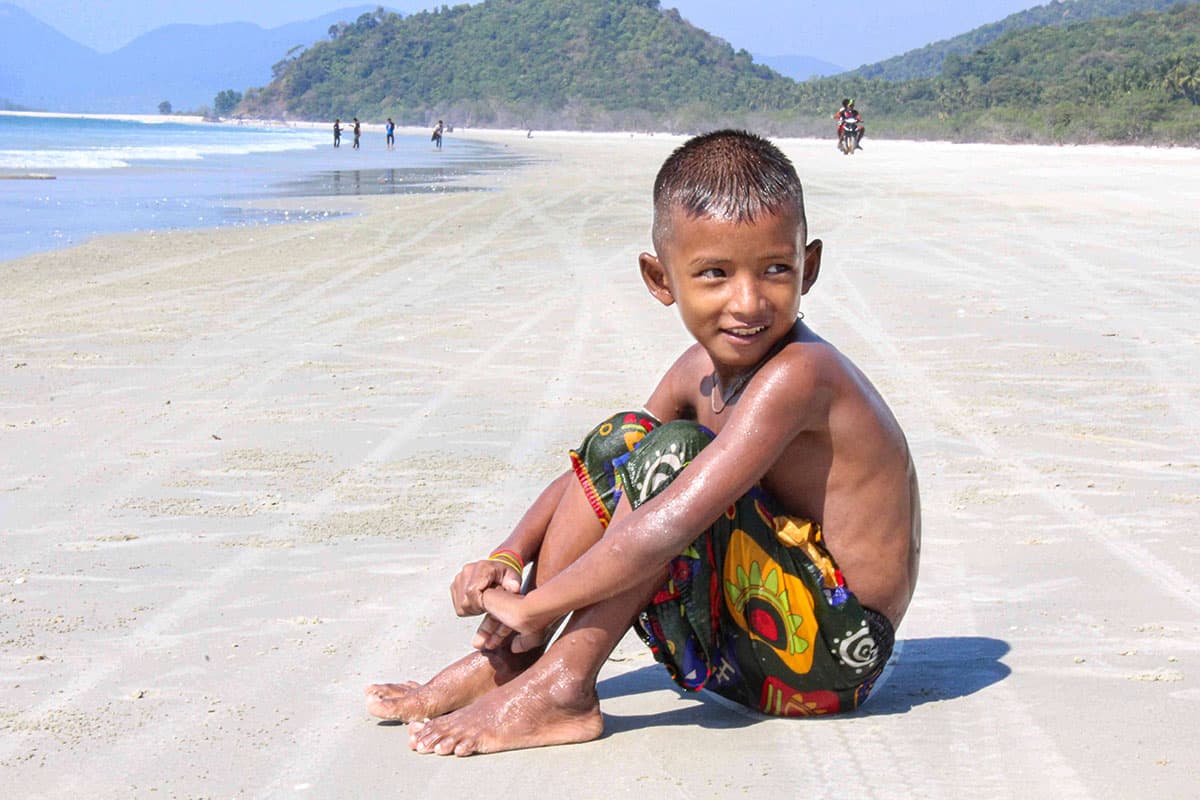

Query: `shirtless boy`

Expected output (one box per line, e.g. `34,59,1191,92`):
365,130,920,756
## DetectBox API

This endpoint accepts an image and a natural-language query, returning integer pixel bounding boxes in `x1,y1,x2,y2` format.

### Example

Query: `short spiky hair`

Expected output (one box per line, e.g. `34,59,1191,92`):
651,130,806,251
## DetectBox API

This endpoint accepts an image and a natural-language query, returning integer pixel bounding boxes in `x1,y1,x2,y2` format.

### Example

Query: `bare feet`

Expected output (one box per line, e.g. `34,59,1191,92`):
364,648,534,722
407,656,603,756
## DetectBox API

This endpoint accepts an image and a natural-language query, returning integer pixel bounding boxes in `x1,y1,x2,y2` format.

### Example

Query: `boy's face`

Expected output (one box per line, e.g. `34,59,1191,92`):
640,206,822,371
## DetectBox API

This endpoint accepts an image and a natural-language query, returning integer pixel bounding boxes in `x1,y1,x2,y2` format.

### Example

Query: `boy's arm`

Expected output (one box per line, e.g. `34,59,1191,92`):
460,347,693,620
484,356,826,636
450,470,571,617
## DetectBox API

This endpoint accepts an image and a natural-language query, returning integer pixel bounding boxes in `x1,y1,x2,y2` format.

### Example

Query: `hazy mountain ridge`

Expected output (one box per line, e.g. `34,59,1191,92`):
755,54,846,81
0,3,388,112
0,3,96,108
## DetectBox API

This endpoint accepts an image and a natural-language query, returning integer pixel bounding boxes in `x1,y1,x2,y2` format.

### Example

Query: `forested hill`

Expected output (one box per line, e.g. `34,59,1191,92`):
240,0,1200,145
824,2,1200,143
854,0,1200,80
240,0,797,130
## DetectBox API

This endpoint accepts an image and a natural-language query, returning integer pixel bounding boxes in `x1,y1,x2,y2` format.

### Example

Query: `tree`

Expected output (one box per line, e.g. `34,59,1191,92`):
158,100,172,114
1162,55,1200,105
213,89,243,117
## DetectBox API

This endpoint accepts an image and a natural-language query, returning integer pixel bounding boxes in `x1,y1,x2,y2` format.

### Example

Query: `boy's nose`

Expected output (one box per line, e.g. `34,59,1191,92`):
728,276,765,315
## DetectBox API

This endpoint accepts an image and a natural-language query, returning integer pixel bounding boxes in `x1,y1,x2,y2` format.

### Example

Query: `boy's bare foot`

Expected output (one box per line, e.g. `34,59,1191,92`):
364,648,533,722
407,656,603,756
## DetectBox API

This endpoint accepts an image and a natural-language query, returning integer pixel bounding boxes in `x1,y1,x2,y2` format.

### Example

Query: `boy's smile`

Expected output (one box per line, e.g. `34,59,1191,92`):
641,206,821,381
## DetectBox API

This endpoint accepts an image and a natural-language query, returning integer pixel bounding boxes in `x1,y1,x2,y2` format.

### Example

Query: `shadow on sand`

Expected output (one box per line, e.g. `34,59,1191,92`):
597,635,1011,735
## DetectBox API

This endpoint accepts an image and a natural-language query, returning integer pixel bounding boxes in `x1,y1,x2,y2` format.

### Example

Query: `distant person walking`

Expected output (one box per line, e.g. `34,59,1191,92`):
333,119,341,148
386,118,395,150
432,119,443,150
353,118,361,150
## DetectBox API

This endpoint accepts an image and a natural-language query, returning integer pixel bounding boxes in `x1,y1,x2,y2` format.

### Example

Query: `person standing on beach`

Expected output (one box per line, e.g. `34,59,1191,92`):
353,118,361,150
333,119,341,148
432,119,443,150
386,118,395,150
366,130,921,756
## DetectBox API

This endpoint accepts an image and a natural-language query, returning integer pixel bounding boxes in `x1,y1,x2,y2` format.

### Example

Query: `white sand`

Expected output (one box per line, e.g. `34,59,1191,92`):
1,131,1197,798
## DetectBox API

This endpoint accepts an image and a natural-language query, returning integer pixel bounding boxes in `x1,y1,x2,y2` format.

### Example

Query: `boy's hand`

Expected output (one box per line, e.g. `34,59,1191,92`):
471,613,515,651
479,589,551,653
450,559,522,617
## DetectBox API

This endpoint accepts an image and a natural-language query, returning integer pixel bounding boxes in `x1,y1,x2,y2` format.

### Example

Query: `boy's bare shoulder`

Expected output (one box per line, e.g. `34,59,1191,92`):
758,330,852,400
646,343,712,420
747,329,891,434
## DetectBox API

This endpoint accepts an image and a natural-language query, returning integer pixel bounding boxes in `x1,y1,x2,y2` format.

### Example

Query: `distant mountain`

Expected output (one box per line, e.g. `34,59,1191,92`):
755,54,846,81
853,0,1200,80
0,3,97,108
242,0,801,130
0,4,391,113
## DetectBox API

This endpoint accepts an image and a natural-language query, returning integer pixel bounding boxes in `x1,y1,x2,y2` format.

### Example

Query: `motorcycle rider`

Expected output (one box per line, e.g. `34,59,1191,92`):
835,99,865,151
834,98,850,150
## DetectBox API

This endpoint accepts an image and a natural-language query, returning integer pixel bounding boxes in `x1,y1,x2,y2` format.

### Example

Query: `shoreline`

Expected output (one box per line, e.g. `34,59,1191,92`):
0,109,208,125
4,108,1195,268
5,111,1196,267
5,108,1197,154
5,115,1196,267
0,114,530,264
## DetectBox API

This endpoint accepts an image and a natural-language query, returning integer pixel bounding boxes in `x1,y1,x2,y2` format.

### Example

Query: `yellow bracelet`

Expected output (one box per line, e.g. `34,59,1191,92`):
488,548,524,574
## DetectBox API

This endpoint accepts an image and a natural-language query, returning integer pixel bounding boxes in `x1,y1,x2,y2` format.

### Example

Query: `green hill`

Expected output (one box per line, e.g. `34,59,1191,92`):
240,0,1200,145
241,0,797,131
824,3,1200,144
853,0,1200,81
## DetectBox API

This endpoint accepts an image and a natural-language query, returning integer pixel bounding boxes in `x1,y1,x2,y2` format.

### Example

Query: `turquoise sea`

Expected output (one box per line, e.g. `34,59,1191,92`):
0,114,520,262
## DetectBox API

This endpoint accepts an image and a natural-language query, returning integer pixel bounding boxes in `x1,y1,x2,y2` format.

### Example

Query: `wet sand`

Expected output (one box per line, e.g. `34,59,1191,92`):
1,130,1197,797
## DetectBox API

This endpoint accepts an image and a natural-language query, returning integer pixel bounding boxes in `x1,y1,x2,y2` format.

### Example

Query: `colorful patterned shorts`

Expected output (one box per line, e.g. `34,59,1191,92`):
571,412,894,717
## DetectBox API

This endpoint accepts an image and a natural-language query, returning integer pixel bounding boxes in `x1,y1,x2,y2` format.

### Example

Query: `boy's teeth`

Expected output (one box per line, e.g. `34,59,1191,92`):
731,326,765,335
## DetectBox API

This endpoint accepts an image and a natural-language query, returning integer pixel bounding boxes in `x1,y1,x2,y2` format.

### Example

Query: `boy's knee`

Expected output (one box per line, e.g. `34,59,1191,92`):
570,411,661,523
573,411,659,472
618,420,714,507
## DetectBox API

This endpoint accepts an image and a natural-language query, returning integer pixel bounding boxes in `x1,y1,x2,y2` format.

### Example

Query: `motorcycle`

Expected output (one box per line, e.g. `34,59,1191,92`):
839,118,860,155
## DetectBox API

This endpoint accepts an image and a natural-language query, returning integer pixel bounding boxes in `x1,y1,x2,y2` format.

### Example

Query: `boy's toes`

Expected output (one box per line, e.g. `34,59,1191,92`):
409,721,442,753
410,720,464,756
364,695,401,720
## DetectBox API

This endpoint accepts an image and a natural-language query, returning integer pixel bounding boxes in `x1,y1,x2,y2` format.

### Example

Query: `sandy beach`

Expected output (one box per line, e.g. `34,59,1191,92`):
2,130,1198,798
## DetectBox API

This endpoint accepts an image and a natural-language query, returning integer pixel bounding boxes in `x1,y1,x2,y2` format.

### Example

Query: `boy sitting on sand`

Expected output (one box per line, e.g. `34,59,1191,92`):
365,130,921,755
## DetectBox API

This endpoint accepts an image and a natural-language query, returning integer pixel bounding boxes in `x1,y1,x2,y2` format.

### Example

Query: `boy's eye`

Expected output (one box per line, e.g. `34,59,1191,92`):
698,267,726,279
766,263,794,275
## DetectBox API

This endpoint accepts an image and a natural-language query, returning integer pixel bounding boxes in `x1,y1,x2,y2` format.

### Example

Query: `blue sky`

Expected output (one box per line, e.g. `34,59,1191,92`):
13,0,1045,65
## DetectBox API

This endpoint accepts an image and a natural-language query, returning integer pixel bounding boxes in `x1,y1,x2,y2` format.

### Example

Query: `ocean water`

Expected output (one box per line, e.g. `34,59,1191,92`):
0,114,521,262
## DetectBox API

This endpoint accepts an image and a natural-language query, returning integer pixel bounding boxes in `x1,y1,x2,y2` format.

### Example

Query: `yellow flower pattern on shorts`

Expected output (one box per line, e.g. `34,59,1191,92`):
723,528,820,675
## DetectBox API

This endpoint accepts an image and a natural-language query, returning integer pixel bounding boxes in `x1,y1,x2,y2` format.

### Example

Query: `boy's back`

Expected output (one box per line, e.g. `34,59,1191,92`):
645,324,920,628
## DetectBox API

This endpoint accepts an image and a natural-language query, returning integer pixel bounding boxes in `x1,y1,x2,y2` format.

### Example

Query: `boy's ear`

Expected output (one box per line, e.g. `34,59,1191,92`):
801,239,823,294
639,252,676,306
